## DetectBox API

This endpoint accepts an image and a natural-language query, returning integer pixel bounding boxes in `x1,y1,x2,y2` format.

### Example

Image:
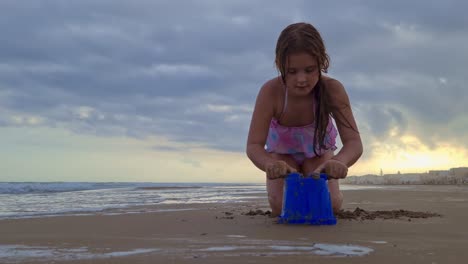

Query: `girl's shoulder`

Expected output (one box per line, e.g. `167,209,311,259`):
322,76,349,105
322,76,344,90
261,76,283,93
259,76,284,101
258,77,284,117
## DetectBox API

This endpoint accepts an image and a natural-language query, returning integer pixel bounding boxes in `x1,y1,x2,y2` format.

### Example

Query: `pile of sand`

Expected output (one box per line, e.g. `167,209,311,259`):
240,208,442,221
335,207,442,221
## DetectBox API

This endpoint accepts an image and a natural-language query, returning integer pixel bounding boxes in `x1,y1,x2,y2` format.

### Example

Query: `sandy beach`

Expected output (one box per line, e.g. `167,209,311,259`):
1,185,467,263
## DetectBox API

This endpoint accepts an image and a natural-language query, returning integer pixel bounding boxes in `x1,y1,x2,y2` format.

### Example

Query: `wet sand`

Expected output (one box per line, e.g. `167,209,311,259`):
1,185,467,263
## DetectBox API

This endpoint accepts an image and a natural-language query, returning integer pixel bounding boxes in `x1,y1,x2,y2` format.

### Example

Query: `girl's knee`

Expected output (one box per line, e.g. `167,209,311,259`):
326,179,342,212
331,191,343,212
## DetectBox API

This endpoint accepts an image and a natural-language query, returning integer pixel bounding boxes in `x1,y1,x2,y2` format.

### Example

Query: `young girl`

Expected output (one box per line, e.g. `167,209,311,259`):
246,22,363,216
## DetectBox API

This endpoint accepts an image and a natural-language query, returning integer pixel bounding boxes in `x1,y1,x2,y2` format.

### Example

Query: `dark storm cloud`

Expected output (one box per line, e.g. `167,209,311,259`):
0,0,466,153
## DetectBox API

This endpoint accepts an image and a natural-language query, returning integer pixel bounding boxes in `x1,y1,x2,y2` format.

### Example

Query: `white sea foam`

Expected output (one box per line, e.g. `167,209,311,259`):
313,243,373,256
226,235,247,238
103,248,158,257
370,241,388,244
0,240,373,261
269,245,316,251
0,245,158,263
197,243,373,257
268,243,373,256
200,246,243,251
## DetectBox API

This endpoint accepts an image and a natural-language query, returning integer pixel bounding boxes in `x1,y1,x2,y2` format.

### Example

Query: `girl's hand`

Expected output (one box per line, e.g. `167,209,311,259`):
265,160,297,180
315,159,348,179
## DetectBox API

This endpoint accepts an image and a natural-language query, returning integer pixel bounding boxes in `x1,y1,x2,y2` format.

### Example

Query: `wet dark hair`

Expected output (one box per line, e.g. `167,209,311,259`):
275,22,330,82
275,22,352,156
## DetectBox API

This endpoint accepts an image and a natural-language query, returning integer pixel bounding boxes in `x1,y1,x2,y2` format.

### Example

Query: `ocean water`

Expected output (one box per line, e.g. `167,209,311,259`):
0,182,378,220
0,182,267,220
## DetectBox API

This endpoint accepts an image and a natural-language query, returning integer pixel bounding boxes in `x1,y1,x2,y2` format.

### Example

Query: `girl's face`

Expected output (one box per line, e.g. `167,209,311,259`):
284,52,320,96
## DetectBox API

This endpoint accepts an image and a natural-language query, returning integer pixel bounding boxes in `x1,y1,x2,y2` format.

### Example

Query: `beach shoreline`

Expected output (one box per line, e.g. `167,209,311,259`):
1,186,467,263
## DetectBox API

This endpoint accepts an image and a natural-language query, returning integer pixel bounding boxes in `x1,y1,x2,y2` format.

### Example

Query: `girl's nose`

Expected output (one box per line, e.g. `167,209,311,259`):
297,72,307,82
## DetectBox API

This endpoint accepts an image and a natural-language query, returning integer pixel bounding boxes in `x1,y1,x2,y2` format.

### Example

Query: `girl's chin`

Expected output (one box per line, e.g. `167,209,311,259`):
292,87,313,95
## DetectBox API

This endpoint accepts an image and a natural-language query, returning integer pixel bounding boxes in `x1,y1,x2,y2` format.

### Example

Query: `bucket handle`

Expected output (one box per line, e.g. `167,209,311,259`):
278,172,330,180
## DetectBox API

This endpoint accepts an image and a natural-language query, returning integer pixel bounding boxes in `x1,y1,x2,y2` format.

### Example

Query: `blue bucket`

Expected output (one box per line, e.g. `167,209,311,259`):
278,172,337,225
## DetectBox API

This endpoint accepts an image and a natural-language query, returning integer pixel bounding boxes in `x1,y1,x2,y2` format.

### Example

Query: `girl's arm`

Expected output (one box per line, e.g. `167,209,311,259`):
246,81,278,171
326,79,363,167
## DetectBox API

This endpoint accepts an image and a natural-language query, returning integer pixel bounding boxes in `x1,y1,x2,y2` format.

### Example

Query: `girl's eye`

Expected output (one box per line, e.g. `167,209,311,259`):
287,70,296,74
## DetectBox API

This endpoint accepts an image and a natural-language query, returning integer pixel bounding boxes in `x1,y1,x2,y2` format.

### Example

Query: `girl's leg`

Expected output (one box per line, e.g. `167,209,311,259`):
301,151,343,212
266,153,300,216
327,179,343,212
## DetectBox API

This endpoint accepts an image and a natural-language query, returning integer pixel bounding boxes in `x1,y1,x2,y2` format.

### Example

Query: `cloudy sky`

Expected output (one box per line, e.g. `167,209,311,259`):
1,0,467,182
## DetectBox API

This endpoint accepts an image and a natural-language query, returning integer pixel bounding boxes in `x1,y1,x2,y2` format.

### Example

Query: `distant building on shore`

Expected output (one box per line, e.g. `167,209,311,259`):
343,167,468,185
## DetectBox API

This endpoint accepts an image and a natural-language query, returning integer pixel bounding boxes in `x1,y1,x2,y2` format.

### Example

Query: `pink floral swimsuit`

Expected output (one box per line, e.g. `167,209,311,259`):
265,89,338,165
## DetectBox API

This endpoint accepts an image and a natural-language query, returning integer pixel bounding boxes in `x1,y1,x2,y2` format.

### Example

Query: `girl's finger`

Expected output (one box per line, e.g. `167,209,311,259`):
288,165,297,173
281,167,288,176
